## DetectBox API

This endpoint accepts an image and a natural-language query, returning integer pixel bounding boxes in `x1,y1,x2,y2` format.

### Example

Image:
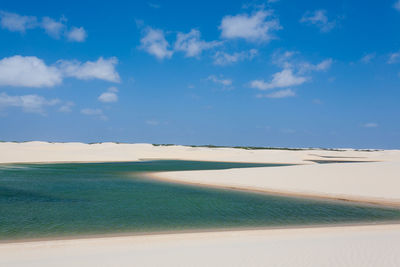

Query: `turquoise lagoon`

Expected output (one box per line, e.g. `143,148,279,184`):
1,160,400,240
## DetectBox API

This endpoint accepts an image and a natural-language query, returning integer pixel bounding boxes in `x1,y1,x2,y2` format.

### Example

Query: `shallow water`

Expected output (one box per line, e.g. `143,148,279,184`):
1,160,400,240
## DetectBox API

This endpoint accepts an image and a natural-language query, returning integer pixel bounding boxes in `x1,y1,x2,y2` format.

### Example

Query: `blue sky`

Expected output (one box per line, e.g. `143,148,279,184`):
0,0,400,148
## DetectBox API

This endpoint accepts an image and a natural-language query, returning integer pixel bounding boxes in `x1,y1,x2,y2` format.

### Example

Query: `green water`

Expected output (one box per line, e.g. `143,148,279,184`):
1,160,400,240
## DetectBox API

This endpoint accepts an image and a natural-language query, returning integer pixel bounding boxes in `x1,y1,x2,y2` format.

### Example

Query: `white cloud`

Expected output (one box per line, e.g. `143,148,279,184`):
250,69,307,90
213,49,258,65
98,92,117,103
140,27,173,60
272,50,333,73
219,10,281,42
98,86,118,103
360,53,376,64
394,0,400,11
0,55,120,88
300,10,336,32
0,55,62,87
272,50,297,68
59,101,74,112
363,122,378,128
81,108,107,120
388,52,400,64
66,26,87,42
251,51,332,95
0,92,59,114
41,17,65,38
174,29,220,58
0,11,87,41
256,89,295,98
140,27,221,60
207,75,233,87
0,11,37,32
57,57,120,82
298,58,333,73
250,80,270,90
313,59,333,71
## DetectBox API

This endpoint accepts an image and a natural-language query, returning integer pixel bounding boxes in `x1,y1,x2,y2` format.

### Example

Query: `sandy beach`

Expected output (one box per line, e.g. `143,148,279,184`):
0,224,399,267
1,141,400,266
152,162,400,206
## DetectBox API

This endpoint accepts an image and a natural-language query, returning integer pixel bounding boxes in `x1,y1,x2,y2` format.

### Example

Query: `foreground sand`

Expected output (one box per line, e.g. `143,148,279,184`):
1,142,400,266
1,224,400,267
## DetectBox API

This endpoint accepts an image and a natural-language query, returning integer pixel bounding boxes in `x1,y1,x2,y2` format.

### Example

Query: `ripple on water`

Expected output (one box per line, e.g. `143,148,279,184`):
1,160,400,240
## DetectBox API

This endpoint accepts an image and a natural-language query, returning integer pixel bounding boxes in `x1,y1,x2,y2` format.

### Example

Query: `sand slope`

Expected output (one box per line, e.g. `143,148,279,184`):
1,224,400,267
153,161,400,206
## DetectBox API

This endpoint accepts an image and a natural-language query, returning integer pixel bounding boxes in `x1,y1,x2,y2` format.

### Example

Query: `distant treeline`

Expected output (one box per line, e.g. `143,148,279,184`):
152,144,380,152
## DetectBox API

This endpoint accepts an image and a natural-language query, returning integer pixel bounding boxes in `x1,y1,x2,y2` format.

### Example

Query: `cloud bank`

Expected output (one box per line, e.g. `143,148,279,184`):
0,11,87,42
0,55,120,88
174,29,220,58
219,10,281,42
250,51,332,98
0,56,62,87
98,87,118,103
251,69,307,90
300,10,337,32
0,92,60,114
140,27,173,60
213,49,258,65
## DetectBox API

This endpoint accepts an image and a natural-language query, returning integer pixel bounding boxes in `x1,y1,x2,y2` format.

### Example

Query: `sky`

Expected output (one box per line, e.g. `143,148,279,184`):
0,0,400,149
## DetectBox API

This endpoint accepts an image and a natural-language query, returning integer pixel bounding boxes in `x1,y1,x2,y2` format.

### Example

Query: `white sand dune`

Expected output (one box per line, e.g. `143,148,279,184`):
1,224,400,267
1,141,396,164
153,162,400,206
1,142,400,266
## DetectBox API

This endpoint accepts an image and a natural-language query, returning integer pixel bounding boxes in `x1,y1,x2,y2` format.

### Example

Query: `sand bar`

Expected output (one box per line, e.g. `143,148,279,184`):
152,161,400,206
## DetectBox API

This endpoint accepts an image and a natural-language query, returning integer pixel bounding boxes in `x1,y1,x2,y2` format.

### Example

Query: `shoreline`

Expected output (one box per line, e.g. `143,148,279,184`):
0,158,300,165
147,171,400,208
2,220,400,245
